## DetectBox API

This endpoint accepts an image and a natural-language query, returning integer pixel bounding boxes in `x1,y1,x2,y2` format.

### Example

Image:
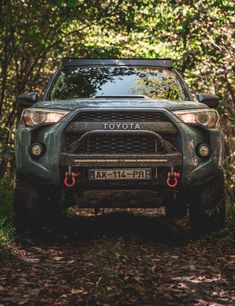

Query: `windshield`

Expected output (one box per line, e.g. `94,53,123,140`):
48,66,187,101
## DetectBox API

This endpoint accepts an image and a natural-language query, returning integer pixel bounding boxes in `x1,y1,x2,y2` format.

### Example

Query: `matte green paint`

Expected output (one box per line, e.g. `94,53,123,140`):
15,103,223,186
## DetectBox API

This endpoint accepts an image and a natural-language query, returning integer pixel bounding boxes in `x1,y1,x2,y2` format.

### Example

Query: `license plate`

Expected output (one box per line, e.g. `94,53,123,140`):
88,169,152,180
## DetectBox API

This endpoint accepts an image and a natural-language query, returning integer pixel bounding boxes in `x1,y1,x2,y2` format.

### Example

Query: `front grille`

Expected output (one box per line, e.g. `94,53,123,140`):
73,111,170,122
85,134,156,154
65,133,177,154
161,134,177,148
63,111,179,155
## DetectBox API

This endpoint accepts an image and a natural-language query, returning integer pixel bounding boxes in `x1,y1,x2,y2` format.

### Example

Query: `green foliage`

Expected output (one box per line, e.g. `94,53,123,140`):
0,179,14,256
226,201,235,231
0,218,14,256
0,178,13,219
0,125,15,173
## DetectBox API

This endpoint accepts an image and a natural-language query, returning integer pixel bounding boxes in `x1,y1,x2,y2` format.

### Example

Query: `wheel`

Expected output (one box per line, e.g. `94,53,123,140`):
189,171,226,236
13,174,63,230
163,191,188,219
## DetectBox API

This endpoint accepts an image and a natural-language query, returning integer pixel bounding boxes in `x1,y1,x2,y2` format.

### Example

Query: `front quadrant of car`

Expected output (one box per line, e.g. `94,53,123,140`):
14,58,225,234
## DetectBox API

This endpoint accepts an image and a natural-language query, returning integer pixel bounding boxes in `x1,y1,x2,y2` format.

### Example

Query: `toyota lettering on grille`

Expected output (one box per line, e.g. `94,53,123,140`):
103,123,140,130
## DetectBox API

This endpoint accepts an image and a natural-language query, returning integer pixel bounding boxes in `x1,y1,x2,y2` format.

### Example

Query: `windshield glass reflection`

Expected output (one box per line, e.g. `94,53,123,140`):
49,67,186,101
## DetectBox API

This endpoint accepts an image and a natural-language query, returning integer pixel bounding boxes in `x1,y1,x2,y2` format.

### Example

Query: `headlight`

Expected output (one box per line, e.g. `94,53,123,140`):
173,109,219,128
22,108,69,127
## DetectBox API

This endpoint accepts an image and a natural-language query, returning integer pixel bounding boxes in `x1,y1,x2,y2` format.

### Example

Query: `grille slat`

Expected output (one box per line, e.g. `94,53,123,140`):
74,111,169,122
86,135,156,154
65,133,177,154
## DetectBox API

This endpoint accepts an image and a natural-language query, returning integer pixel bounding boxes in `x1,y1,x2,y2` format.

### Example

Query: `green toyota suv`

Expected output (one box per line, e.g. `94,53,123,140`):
14,58,225,234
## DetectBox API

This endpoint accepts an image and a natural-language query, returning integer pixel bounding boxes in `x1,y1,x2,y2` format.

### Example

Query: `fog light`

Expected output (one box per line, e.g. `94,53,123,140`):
30,143,44,157
197,144,211,158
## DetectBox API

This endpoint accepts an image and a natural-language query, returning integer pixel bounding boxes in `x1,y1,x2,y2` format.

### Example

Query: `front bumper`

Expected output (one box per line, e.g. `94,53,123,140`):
60,152,182,190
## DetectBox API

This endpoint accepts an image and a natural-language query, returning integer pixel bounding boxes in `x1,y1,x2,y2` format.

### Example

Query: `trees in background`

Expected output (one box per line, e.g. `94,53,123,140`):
0,0,234,194
0,0,155,175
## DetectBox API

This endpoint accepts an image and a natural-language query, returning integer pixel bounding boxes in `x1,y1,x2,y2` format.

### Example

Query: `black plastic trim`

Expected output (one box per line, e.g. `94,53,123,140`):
62,58,173,68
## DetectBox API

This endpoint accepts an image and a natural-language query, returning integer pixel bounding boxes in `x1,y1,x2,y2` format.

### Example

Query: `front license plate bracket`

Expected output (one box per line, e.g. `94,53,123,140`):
88,168,152,180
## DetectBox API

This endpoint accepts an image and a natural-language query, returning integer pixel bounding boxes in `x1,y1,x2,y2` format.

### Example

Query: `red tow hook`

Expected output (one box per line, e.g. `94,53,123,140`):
64,167,80,188
166,171,180,188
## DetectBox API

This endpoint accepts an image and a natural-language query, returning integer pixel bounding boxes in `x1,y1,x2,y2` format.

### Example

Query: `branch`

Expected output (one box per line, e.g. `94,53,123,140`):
22,25,91,86
223,68,235,103
211,42,235,59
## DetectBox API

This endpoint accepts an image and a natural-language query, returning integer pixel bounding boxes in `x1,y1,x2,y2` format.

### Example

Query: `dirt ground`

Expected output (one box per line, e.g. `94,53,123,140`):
0,205,234,306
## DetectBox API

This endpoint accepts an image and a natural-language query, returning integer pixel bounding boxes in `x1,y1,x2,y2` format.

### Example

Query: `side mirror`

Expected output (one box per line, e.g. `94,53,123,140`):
197,93,219,108
17,92,39,107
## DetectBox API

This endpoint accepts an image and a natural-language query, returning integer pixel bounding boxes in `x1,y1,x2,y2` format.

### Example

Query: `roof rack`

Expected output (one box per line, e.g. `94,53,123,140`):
62,58,173,68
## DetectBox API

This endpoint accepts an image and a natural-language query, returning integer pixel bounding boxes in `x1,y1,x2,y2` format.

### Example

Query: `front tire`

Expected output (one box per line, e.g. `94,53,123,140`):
189,171,226,236
13,175,62,230
164,191,188,219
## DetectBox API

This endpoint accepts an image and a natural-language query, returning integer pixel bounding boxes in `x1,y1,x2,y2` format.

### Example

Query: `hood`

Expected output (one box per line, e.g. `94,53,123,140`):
33,98,208,111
